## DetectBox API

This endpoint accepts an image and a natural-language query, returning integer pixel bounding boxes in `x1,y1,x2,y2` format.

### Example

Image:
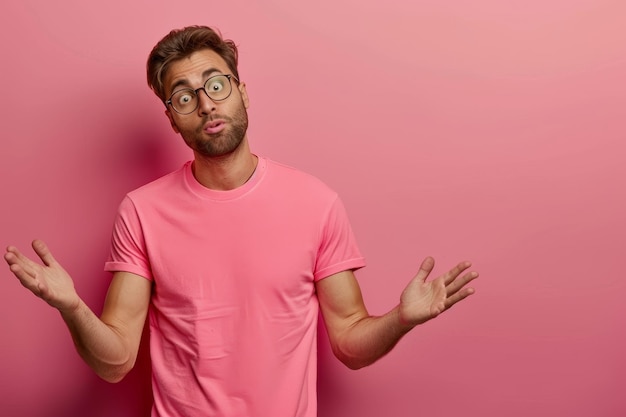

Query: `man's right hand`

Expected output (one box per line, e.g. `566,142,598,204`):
4,240,80,313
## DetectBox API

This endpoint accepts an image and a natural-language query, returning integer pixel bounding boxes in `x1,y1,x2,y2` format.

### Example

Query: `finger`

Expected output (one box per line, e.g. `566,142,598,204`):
4,246,38,277
414,256,435,283
446,271,479,297
444,287,475,310
7,259,43,294
443,261,472,286
31,239,56,267
3,247,14,265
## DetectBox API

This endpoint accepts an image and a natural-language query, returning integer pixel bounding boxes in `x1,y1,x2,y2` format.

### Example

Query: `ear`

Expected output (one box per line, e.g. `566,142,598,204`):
238,82,250,109
165,109,180,134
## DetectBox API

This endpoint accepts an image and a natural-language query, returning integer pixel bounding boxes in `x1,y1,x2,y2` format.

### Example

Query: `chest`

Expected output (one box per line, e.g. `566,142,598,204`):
141,198,322,312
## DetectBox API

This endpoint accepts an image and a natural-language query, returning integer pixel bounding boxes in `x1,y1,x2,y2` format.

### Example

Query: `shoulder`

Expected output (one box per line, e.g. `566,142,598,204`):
126,162,190,201
114,162,190,217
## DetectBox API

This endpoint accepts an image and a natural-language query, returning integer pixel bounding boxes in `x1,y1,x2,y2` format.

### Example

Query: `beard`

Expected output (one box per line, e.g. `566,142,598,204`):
179,100,249,158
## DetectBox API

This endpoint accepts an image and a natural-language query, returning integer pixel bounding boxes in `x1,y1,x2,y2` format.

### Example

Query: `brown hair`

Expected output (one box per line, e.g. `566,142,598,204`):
147,25,240,102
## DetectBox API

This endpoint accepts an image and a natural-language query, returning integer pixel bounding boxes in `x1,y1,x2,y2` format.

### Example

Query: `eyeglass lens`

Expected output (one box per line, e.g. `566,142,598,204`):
169,75,232,114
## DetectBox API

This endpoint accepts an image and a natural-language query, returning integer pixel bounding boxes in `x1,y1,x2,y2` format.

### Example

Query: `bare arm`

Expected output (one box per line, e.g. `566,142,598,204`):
316,257,477,370
4,240,150,382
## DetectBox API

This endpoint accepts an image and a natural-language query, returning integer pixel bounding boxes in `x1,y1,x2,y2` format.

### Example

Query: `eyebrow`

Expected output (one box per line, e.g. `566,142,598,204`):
168,67,223,94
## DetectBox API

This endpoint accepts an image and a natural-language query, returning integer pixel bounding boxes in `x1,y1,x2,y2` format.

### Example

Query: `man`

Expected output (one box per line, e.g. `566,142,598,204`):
4,26,478,417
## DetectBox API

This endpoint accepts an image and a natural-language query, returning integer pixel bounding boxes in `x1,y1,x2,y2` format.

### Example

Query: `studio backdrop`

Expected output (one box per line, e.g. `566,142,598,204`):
1,1,624,416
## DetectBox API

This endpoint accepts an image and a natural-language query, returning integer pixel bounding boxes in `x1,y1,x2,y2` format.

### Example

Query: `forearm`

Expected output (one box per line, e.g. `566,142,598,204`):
5,242,146,382
59,300,135,383
332,305,414,370
319,260,477,370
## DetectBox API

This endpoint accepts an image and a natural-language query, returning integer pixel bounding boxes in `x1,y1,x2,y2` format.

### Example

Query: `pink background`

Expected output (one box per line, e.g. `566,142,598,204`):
1,1,625,416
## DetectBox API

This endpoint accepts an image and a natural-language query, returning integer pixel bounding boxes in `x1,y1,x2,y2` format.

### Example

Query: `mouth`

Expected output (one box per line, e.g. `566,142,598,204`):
204,119,226,135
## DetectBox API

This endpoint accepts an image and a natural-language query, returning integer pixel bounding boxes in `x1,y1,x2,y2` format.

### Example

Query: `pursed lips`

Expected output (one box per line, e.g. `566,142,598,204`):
203,119,226,135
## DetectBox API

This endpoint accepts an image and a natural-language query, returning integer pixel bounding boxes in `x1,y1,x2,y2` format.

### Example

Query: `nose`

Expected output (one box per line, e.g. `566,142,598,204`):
196,87,216,115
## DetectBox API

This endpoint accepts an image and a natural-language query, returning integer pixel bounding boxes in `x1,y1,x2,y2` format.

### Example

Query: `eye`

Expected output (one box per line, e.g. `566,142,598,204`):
208,78,225,92
177,92,194,105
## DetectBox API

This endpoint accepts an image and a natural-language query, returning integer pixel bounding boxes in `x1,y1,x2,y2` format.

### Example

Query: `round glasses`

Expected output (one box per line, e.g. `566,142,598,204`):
166,74,238,114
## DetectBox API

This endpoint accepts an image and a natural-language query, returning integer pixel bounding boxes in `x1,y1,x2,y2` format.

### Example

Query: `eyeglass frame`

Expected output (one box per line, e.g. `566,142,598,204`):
165,74,239,115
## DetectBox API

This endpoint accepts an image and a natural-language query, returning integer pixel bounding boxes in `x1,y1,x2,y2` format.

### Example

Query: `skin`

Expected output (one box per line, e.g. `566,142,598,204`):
164,49,256,191
4,48,478,382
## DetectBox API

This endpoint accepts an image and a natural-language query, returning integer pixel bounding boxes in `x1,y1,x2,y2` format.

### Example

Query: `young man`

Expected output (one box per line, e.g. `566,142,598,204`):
4,26,478,417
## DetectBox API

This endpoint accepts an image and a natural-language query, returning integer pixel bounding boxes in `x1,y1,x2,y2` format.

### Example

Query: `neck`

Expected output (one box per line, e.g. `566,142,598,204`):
191,139,258,191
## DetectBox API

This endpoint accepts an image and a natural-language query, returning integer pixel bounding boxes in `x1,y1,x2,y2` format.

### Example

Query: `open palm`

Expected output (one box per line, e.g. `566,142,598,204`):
4,240,80,312
399,257,477,326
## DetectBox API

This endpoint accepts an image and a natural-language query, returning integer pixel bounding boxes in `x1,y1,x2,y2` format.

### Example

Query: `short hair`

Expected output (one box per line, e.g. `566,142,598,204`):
147,25,240,102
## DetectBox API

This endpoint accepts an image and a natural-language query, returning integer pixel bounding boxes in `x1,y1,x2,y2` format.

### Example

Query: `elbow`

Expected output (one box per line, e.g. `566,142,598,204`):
339,356,372,370
343,360,368,371
100,371,127,384
94,362,134,383
333,347,373,370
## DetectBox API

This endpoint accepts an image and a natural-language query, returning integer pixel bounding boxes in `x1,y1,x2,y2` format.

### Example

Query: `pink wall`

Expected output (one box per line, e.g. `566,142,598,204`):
1,1,625,416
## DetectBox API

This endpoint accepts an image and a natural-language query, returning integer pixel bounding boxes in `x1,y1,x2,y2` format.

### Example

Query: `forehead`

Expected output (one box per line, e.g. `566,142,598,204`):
164,49,230,94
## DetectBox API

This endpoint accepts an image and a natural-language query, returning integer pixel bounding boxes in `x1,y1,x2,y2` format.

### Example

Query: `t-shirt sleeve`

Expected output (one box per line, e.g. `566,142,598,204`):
104,195,153,280
313,195,366,281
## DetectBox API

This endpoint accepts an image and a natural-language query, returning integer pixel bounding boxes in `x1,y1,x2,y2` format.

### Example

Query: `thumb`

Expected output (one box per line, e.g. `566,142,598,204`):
31,240,56,267
414,256,435,283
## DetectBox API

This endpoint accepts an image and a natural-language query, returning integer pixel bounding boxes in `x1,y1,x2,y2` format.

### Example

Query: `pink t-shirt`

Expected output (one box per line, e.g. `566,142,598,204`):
105,157,365,417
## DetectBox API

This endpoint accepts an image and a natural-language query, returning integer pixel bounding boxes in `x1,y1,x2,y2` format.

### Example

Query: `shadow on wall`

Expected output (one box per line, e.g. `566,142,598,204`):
22,85,182,417
58,88,183,417
317,319,377,417
46,329,152,417
87,98,188,201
